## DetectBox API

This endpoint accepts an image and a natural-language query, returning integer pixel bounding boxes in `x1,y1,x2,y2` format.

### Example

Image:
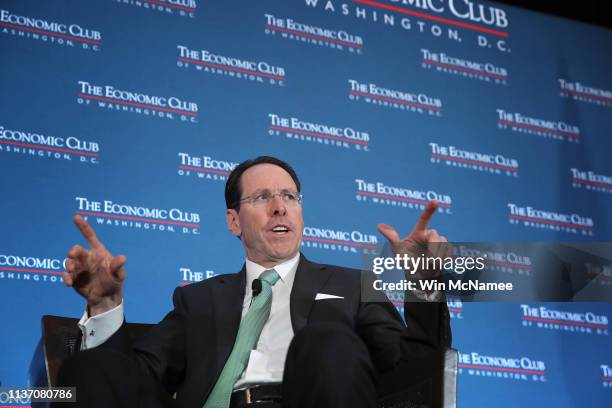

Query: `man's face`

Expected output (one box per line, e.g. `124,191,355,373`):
226,163,304,268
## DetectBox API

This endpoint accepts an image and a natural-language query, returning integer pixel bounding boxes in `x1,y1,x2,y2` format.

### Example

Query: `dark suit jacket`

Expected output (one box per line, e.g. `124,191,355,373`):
100,254,451,407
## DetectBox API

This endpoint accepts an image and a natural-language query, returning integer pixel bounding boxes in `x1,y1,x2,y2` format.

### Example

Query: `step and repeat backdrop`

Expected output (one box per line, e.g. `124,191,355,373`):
1,0,611,406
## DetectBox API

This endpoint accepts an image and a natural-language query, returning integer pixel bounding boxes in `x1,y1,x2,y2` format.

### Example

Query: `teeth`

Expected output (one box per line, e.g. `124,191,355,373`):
272,226,288,232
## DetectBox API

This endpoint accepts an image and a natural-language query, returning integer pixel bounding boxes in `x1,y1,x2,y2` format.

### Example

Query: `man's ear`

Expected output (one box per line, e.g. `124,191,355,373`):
226,208,241,237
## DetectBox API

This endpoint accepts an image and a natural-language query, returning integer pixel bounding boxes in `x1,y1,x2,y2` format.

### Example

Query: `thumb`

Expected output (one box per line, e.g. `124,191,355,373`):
377,224,401,244
110,255,127,281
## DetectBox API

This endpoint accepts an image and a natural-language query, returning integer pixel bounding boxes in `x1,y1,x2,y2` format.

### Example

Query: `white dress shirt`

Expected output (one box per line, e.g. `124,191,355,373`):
78,253,300,390
234,253,298,389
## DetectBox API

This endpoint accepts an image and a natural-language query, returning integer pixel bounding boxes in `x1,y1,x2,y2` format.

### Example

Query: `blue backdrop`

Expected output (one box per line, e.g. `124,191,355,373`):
1,0,611,406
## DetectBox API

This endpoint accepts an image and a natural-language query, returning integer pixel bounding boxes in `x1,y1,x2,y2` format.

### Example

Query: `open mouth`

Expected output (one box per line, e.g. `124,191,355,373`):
271,224,290,235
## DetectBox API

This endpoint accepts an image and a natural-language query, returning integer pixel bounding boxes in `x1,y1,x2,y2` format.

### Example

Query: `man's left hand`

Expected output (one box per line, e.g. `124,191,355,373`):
376,200,452,273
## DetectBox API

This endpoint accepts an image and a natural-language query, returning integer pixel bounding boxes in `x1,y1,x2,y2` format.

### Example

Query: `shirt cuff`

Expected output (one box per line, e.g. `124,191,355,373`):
410,289,443,302
78,300,124,350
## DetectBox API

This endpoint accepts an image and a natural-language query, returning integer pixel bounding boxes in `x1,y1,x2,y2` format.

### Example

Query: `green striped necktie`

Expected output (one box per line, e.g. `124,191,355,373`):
203,268,281,408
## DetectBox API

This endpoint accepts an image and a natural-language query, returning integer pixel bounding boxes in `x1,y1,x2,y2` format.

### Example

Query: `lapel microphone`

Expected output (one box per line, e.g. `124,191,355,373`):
252,279,262,297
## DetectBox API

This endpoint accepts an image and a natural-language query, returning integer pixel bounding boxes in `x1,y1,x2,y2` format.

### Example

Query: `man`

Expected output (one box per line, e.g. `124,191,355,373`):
58,156,451,408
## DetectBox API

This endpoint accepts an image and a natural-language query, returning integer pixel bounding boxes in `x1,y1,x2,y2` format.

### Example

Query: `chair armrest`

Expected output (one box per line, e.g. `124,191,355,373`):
376,348,458,408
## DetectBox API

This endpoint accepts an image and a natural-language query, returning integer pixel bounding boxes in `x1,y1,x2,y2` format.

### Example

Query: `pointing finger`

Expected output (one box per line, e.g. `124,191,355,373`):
411,200,439,234
73,215,103,249
377,223,401,244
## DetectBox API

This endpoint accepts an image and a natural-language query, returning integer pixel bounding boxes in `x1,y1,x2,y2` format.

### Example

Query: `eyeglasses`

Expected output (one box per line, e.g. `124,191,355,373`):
237,191,304,207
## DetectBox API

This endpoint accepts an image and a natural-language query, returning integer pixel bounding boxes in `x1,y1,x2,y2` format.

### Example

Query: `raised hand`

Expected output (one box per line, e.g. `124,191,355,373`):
376,200,451,264
63,215,126,316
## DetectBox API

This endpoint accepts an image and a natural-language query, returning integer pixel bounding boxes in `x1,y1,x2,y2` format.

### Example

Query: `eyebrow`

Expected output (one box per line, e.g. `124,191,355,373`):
249,188,296,195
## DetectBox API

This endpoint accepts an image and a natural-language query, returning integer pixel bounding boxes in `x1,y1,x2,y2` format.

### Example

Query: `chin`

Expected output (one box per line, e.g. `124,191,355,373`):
270,247,298,261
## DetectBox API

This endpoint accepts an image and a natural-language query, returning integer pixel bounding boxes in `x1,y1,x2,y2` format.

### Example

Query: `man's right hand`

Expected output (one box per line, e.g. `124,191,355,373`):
63,215,126,317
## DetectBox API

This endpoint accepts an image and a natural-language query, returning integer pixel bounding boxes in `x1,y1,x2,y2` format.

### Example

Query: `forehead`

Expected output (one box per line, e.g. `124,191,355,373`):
240,163,297,194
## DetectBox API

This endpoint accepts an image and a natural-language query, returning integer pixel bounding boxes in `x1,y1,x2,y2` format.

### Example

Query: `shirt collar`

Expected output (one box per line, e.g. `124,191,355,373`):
245,252,300,287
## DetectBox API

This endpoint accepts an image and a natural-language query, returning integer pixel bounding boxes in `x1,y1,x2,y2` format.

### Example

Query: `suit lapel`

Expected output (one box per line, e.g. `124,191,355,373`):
212,266,245,375
290,254,333,334
211,256,332,373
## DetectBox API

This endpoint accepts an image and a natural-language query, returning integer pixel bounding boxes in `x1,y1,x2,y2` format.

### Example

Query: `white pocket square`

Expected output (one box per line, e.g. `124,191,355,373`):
315,293,344,300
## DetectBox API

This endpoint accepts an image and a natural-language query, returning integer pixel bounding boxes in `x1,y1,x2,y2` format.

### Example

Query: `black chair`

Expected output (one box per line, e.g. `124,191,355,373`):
32,315,457,408
376,348,458,408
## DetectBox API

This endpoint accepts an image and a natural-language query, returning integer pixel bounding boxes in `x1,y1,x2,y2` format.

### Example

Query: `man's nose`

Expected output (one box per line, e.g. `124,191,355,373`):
269,195,287,216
